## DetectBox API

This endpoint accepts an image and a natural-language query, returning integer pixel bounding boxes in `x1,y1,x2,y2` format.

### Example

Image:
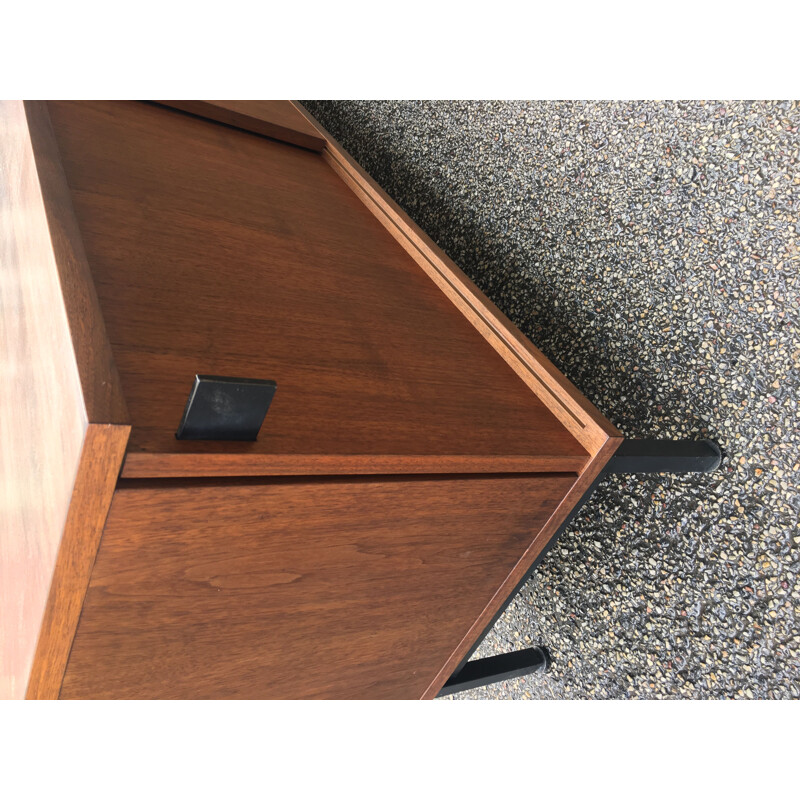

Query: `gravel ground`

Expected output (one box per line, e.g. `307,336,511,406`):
303,101,799,700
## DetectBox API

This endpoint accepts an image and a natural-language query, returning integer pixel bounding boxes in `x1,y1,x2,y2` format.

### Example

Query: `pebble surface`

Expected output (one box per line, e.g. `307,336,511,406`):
303,101,800,700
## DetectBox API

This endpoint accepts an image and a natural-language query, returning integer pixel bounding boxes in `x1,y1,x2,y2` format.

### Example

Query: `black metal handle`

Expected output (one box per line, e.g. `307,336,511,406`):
175,375,277,441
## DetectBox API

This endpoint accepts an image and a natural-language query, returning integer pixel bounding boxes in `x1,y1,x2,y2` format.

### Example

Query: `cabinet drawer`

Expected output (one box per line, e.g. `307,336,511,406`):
46,100,589,479
60,473,576,699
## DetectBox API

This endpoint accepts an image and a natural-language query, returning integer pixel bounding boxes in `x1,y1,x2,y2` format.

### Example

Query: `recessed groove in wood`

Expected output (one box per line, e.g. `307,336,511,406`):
121,453,588,479
116,470,579,492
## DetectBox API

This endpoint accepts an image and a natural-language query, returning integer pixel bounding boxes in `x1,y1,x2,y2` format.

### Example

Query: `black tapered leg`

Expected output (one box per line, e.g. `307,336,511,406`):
441,460,614,691
438,439,721,695
605,438,722,474
437,647,551,696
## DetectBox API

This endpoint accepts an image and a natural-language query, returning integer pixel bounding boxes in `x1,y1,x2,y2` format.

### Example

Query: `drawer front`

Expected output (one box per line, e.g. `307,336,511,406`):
60,474,576,699
46,100,588,478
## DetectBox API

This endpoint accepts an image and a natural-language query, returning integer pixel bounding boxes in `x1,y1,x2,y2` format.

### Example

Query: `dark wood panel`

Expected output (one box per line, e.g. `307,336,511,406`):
46,100,587,475
0,101,129,700
155,101,327,152
60,474,576,699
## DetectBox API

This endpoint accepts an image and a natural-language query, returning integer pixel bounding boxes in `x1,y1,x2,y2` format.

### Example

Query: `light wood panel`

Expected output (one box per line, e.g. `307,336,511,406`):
0,101,129,700
25,424,129,699
46,101,588,477
60,474,576,699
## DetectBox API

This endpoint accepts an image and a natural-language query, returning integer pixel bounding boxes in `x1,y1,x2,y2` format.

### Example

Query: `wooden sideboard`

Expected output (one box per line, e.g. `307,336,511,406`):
1,100,622,699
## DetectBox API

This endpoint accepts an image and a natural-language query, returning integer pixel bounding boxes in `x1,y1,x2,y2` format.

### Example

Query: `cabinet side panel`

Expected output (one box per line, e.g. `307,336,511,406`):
60,474,575,699
0,101,87,699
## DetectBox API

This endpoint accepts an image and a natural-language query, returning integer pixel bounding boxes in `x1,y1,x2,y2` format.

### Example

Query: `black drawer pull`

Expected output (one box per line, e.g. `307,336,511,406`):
175,375,277,441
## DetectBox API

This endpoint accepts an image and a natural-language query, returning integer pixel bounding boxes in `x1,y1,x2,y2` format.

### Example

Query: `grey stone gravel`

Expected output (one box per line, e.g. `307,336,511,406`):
303,100,800,700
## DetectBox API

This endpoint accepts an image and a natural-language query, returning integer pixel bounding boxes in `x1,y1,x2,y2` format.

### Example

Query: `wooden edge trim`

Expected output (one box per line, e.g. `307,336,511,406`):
23,101,129,426
155,101,327,153
291,102,621,457
25,424,130,699
120,453,589,479
421,433,622,699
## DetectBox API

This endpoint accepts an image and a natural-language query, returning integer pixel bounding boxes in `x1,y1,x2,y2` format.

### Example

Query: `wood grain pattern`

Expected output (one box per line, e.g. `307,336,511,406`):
155,101,327,152
25,424,129,699
284,102,624,686
46,101,587,477
3,99,624,702
0,101,128,699
420,433,621,697
60,474,576,699
292,101,622,457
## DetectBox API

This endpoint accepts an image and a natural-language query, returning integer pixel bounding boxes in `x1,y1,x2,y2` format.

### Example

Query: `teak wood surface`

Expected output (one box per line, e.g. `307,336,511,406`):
46,100,590,479
60,474,576,699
